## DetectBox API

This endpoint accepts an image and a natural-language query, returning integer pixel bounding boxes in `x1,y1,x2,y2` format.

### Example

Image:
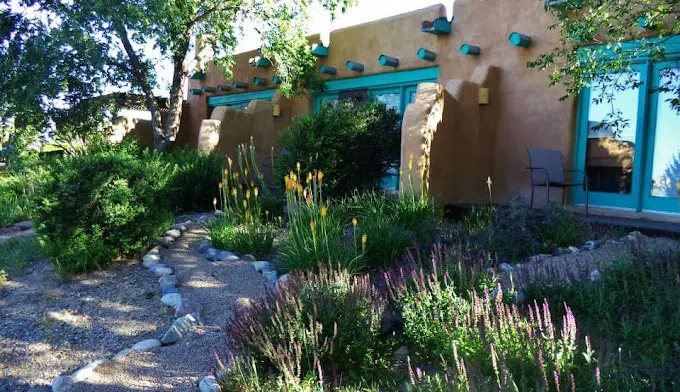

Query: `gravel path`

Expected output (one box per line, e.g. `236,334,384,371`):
69,223,268,391
0,257,170,391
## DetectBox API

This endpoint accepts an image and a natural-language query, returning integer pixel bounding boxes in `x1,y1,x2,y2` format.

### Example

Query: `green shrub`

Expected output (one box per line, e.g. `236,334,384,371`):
0,163,50,227
34,142,173,275
207,216,275,258
0,236,42,277
225,264,393,388
166,148,224,212
277,100,401,199
524,251,680,387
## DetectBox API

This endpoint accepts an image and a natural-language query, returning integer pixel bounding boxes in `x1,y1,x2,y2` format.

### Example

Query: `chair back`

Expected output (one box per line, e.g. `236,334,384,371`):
527,149,564,184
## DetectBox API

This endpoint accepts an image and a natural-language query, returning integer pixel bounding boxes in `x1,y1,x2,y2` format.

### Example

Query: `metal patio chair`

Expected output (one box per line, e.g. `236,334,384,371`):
527,148,589,216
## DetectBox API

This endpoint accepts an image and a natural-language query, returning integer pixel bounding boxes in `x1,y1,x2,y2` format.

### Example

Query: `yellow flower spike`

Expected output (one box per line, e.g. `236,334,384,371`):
231,188,237,197
250,180,254,188
212,197,217,208
310,220,316,231
223,168,228,175
307,172,313,184
244,168,249,176
296,161,301,171
227,157,233,166
352,218,358,227
306,195,313,206
361,234,368,252
242,199,248,209
486,176,493,189
246,189,251,199
254,187,259,197
218,182,223,189
289,170,295,179
408,153,414,170
321,206,328,218
317,170,324,182
297,184,303,194
399,168,403,176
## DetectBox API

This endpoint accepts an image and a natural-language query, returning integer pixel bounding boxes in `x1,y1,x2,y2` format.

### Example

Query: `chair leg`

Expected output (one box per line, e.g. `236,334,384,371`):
530,184,535,209
546,183,550,209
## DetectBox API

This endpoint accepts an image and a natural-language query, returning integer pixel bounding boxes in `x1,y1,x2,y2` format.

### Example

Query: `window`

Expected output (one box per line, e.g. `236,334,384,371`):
573,36,680,214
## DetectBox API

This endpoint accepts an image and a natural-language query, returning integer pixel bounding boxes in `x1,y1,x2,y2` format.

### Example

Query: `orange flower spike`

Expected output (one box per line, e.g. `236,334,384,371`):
297,184,303,194
310,220,316,231
306,195,313,206
254,187,259,198
218,182,223,189
317,170,324,183
246,189,251,199
289,170,295,179
321,206,328,218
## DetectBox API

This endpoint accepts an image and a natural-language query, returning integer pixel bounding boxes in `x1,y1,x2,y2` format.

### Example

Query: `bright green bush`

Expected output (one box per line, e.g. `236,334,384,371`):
0,163,49,227
166,148,224,212
0,236,42,278
34,142,173,275
225,264,393,388
207,217,276,258
277,100,401,199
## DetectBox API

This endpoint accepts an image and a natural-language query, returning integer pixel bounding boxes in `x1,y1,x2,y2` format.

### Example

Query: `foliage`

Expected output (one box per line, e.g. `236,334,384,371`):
225,263,392,388
34,142,173,275
524,250,680,387
32,0,356,150
454,198,590,261
0,236,42,278
529,0,680,133
277,101,402,199
207,215,275,259
279,169,359,272
0,161,50,227
166,148,224,212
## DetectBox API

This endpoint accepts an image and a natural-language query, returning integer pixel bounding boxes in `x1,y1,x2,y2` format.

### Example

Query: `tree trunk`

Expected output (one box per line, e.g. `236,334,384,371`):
116,24,166,150
164,54,188,149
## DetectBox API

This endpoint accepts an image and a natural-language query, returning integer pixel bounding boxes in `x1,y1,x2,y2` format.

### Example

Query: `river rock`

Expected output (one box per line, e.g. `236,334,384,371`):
161,314,199,345
583,240,601,251
241,254,255,262
252,261,273,272
205,248,219,261
13,220,34,230
199,375,221,392
131,339,161,351
160,285,179,296
161,293,182,307
112,349,132,361
499,263,514,273
154,267,173,277
71,359,106,382
263,270,278,282
51,375,74,392
143,254,161,268
568,246,580,253
165,229,181,239
158,274,178,286
174,298,203,321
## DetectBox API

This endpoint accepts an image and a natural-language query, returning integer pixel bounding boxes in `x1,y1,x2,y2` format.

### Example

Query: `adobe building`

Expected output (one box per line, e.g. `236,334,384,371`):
176,0,680,222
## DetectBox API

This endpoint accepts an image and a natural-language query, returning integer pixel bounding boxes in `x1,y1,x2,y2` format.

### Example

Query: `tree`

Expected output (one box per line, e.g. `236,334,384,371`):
0,5,111,156
529,0,680,130
41,0,356,151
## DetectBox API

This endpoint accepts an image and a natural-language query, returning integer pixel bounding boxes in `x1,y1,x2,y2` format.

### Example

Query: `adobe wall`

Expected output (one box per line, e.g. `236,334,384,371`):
183,0,575,205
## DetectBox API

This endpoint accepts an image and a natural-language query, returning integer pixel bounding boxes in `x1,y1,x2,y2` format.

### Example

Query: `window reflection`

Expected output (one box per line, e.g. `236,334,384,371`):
586,73,640,194
650,68,680,198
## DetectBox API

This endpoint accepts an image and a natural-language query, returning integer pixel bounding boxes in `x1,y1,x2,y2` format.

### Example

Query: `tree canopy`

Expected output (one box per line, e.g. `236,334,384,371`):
530,0,680,132
2,0,356,152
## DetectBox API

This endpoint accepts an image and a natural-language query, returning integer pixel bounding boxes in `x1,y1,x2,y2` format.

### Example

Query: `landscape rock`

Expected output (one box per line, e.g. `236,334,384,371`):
626,231,645,242
13,220,34,231
161,314,199,345
148,263,167,272
112,349,132,361
568,246,580,253
499,263,514,273
553,247,569,256
391,345,409,361
529,254,551,263
589,269,601,282
165,229,182,239
158,274,178,286
142,254,161,268
252,261,273,272
71,359,106,382
154,267,174,277
205,248,219,261
263,270,278,282
147,246,161,255
158,236,174,248
241,254,255,262
174,298,203,320
160,284,179,296
27,386,51,392
131,339,162,351
214,210,226,217
161,293,182,307
51,375,74,392
198,241,211,253
216,251,235,260
584,240,601,251
199,375,221,392
172,223,187,232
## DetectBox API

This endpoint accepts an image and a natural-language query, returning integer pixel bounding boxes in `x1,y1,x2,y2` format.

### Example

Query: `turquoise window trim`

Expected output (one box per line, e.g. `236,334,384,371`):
319,67,439,95
208,89,277,107
571,35,680,213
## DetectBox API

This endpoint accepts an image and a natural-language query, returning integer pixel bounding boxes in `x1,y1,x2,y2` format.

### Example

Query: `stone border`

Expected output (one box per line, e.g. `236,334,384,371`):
50,221,204,392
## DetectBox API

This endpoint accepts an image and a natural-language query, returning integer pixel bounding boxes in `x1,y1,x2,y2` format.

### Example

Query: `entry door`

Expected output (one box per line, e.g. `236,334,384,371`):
642,62,680,213
573,65,649,210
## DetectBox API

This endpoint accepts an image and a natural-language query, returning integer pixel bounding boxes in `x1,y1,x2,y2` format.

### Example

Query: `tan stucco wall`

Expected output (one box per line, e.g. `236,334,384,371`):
182,0,575,206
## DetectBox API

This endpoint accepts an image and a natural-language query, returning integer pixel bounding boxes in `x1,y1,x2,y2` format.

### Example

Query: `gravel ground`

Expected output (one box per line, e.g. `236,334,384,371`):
501,233,680,289
0,256,171,391
70,222,268,391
